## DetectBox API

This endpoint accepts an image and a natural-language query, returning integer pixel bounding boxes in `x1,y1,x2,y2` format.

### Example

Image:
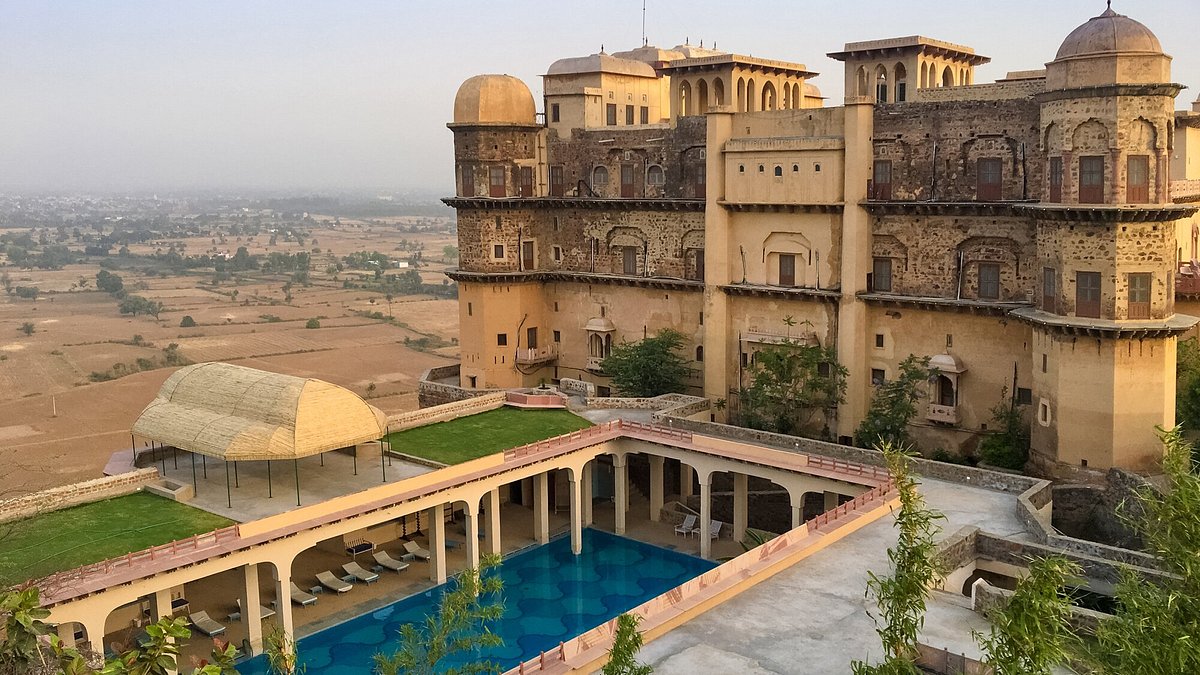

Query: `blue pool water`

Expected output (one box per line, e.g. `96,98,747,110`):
237,529,716,674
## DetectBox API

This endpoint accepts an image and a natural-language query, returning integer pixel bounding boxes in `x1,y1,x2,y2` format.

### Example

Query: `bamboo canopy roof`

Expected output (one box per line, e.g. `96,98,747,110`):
132,362,386,461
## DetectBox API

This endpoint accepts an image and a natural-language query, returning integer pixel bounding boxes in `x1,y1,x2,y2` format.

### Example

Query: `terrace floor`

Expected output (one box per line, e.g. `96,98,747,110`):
385,407,593,465
640,477,1033,674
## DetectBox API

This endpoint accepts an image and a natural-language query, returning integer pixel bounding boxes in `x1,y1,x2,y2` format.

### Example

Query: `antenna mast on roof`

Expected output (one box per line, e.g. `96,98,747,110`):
642,0,647,47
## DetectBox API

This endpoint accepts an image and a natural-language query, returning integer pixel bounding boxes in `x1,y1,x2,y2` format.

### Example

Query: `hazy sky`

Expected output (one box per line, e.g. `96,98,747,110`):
1,1,1197,194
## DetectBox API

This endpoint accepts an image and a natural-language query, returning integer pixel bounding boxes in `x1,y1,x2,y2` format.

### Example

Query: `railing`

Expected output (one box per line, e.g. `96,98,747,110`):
585,356,606,372
515,345,559,365
806,455,891,482
741,330,818,346
927,403,959,425
41,526,240,589
806,479,895,532
1178,271,1200,295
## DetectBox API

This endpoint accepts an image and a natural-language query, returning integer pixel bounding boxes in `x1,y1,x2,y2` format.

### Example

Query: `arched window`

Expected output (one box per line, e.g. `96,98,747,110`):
592,166,609,188
919,62,929,89
697,79,709,114
792,83,801,109
875,65,889,103
792,164,800,172
713,78,725,106
678,80,692,117
646,165,665,186
942,66,954,88
695,345,704,362
761,82,777,111
856,67,868,97
758,165,765,173
747,78,757,112
774,166,783,177
894,63,907,102
736,77,746,112
738,165,745,173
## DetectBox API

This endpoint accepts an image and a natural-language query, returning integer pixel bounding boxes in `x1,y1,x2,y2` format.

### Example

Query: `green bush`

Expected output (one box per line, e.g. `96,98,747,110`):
179,315,196,328
977,388,1029,470
305,318,321,329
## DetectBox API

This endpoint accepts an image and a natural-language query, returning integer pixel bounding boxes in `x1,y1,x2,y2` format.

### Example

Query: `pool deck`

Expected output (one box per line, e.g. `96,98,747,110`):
639,477,1031,675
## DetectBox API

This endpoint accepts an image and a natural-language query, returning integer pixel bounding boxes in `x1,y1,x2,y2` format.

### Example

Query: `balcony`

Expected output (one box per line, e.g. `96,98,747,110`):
586,356,607,373
926,404,959,425
515,345,559,366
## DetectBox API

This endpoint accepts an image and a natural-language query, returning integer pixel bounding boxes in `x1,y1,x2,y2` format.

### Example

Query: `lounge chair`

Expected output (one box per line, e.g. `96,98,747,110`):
342,562,379,584
236,598,276,620
289,582,317,607
189,611,226,637
674,514,698,537
402,540,431,561
702,520,723,540
316,571,353,594
374,551,410,573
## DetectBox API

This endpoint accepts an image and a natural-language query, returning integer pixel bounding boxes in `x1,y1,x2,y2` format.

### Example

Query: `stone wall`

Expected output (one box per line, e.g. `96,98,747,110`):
873,97,1043,202
915,79,1046,102
1051,468,1149,550
387,393,508,432
558,378,596,397
972,578,1107,635
417,364,502,408
0,468,159,524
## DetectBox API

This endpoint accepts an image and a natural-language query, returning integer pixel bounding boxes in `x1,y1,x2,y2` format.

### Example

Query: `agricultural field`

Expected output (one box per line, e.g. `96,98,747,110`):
0,207,462,495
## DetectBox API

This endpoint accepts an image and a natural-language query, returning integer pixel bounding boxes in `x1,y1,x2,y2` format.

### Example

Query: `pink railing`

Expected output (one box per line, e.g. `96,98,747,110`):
807,479,895,532
40,526,240,589
806,455,891,481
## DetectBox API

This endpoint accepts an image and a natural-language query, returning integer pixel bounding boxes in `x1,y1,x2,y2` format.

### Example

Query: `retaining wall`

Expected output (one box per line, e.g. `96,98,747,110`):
0,469,159,524
386,392,508,432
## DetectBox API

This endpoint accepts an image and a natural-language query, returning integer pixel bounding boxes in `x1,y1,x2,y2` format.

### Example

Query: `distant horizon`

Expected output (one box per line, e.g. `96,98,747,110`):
2,1,1197,193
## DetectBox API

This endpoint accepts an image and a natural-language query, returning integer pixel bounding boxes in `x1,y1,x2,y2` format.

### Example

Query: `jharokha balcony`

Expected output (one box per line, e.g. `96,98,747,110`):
927,403,960,425
515,344,559,365
1178,265,1200,296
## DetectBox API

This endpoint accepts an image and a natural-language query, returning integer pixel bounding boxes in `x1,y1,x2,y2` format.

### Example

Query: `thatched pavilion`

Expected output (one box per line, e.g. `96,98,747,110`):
132,362,388,506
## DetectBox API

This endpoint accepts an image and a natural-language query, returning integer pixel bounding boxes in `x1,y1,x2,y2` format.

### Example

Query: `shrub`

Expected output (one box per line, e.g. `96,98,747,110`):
179,315,197,328
305,318,321,329
977,388,1029,470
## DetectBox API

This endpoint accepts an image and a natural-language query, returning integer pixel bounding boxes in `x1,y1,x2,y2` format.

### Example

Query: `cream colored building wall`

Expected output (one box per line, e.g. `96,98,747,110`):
867,307,1033,441
724,211,839,287
1173,125,1200,180
546,72,667,134
458,282,547,389
724,144,844,204
720,296,838,406
545,282,704,392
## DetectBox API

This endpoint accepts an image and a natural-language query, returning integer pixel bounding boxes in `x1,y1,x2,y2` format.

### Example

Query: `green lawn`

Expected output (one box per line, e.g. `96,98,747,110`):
386,407,593,465
0,491,235,585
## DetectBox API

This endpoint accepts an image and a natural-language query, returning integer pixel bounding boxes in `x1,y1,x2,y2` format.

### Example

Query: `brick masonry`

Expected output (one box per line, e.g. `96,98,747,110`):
0,468,159,524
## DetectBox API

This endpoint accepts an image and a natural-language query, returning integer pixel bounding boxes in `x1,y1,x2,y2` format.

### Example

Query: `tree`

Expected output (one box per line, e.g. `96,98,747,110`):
0,586,52,673
602,329,689,398
977,388,1030,470
18,322,34,336
853,355,932,449
1176,337,1200,440
852,443,944,675
305,318,321,329
974,556,1081,675
179,316,197,328
118,296,164,319
95,270,125,296
13,286,38,300
264,624,304,675
601,613,652,675
740,341,846,437
1088,426,1200,674
443,245,459,261
374,554,504,675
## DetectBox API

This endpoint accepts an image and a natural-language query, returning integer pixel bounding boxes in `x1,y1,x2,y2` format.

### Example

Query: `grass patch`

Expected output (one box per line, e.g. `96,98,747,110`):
386,407,592,465
0,492,234,585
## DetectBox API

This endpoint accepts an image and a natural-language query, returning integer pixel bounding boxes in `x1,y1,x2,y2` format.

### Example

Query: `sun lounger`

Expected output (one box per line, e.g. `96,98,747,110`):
236,598,276,620
702,520,723,540
674,514,698,537
402,540,431,561
342,562,379,584
316,571,353,594
374,551,411,573
289,582,317,607
189,611,226,637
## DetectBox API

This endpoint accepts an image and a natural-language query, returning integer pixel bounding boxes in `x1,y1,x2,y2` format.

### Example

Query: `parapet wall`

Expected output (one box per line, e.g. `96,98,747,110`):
0,468,159,524
416,364,501,407
386,392,508,432
915,79,1045,102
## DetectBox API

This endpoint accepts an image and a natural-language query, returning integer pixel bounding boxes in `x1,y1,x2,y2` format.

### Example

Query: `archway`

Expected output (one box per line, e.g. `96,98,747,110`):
856,66,868,97
736,77,746,111
875,65,889,102
713,77,725,106
894,63,908,102
697,78,709,114
678,80,692,117
942,65,954,87
747,78,757,112
761,81,777,111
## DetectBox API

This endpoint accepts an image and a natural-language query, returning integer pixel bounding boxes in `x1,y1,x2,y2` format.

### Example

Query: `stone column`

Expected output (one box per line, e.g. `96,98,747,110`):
271,560,295,645
680,463,694,499
582,462,594,526
464,499,481,570
240,563,264,654
792,503,804,529
428,503,447,584
569,471,583,555
648,456,664,522
699,473,713,560
733,472,748,542
148,589,178,675
533,471,550,544
614,455,628,535
483,488,502,556
824,491,840,513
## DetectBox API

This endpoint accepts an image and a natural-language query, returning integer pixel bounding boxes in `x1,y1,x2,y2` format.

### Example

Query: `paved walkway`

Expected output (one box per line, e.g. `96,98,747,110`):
640,477,1030,674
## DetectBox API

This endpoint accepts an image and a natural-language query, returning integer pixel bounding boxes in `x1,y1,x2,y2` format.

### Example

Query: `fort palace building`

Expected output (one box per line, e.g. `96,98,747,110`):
445,7,1200,475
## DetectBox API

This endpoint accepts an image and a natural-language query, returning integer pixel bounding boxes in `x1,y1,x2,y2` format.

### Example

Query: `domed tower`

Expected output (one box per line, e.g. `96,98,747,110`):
449,74,541,201
1021,6,1198,472
447,74,549,389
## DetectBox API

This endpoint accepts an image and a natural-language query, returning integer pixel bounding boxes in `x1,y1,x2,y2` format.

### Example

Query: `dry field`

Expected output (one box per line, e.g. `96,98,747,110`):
0,221,460,494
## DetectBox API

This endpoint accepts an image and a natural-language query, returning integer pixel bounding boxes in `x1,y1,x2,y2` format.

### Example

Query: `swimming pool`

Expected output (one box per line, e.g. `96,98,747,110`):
237,528,716,674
